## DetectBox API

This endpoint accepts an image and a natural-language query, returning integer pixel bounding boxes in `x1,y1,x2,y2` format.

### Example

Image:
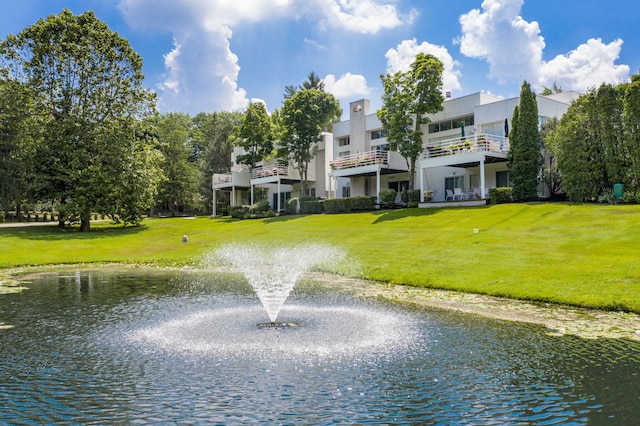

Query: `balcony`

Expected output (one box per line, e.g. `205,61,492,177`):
423,133,509,159
212,169,250,189
330,151,389,171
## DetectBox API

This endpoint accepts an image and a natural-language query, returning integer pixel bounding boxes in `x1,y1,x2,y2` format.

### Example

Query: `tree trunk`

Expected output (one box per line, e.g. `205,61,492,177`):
80,211,91,232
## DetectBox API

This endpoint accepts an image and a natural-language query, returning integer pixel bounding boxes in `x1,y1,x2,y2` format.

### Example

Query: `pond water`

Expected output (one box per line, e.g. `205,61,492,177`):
1,269,639,424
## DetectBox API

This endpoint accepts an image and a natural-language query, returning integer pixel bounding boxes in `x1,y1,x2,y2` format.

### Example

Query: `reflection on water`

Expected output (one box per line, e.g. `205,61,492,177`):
1,270,639,424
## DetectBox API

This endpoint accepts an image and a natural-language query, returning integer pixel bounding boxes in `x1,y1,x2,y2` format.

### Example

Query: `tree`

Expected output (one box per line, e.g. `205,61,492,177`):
548,90,606,201
232,102,274,172
549,83,632,201
539,117,563,198
0,78,34,216
230,101,274,204
377,53,444,190
283,71,325,99
279,89,341,195
193,111,241,214
623,74,640,191
153,112,200,216
0,10,158,231
540,82,563,96
509,81,542,201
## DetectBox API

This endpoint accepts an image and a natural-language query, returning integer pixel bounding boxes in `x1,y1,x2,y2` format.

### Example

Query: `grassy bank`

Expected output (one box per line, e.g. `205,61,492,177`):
1,203,639,313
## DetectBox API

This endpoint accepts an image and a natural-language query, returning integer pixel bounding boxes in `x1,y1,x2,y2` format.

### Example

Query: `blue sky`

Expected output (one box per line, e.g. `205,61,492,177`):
1,0,637,117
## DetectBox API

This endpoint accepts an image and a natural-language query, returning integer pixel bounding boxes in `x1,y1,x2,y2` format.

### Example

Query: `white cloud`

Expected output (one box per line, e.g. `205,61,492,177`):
323,73,371,99
118,0,414,113
384,39,462,94
457,0,630,92
540,38,630,91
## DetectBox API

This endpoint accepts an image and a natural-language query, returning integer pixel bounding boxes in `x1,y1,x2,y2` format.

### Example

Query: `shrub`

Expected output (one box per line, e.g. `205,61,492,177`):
262,210,276,218
489,187,513,204
350,196,376,211
228,205,249,219
322,198,351,213
249,200,270,213
300,200,323,214
423,190,434,201
0,213,4,223
299,195,316,203
407,201,419,208
286,198,299,214
379,189,397,208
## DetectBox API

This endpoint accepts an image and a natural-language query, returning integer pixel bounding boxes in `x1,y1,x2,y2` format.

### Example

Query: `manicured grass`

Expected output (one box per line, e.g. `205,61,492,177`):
2,203,640,313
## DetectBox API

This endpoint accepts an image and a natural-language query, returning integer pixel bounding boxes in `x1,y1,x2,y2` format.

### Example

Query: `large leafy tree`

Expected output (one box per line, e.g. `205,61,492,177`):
549,82,633,201
231,101,274,204
623,74,640,190
509,81,542,201
231,101,274,172
279,89,341,195
0,10,158,231
377,53,444,190
153,113,200,216
193,111,241,214
0,78,34,217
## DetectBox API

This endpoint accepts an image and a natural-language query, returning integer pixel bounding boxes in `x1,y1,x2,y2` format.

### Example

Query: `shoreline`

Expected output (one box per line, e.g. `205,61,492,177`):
2,264,640,341
307,272,640,342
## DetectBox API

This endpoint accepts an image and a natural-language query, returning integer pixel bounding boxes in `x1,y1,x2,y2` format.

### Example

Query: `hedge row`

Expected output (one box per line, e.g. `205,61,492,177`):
322,196,376,213
489,187,513,204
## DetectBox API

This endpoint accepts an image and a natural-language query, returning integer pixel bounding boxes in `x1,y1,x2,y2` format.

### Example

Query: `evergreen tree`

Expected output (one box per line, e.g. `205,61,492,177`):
509,81,542,201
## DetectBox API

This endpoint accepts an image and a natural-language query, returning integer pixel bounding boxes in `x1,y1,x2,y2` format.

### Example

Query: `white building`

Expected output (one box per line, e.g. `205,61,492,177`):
213,90,579,215
211,132,333,216
329,91,579,204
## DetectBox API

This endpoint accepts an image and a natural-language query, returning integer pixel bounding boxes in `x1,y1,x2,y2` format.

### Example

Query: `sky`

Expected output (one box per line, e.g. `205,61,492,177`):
1,0,638,118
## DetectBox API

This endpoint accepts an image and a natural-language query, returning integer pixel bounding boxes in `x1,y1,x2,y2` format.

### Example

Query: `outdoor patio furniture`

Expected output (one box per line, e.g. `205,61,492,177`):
453,188,464,200
445,189,454,201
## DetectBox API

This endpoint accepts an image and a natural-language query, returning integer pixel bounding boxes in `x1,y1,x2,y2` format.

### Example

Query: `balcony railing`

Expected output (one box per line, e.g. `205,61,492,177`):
251,164,289,179
330,151,389,171
212,173,233,185
423,133,509,159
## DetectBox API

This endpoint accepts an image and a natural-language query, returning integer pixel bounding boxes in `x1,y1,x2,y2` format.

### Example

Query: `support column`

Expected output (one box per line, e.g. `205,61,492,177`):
212,189,217,217
419,166,424,202
376,167,381,204
232,186,236,206
480,157,486,200
277,178,281,213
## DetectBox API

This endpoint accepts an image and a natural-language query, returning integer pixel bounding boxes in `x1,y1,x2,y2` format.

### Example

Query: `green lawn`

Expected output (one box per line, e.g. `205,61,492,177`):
2,203,639,313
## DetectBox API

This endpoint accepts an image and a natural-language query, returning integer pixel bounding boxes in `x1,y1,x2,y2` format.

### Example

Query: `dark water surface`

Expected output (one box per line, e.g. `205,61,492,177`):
1,270,639,424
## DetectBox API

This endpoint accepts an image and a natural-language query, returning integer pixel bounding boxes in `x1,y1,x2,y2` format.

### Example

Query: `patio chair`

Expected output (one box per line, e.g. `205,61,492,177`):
445,189,454,201
453,187,463,200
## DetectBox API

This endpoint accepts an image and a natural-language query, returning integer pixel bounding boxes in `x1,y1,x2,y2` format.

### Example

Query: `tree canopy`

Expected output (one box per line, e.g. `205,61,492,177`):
279,89,341,195
377,53,444,190
548,80,639,201
0,9,159,231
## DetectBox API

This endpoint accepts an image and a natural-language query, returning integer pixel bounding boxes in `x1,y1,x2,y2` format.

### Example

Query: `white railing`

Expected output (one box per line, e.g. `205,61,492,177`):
330,150,388,171
422,133,509,159
251,164,289,179
212,173,233,185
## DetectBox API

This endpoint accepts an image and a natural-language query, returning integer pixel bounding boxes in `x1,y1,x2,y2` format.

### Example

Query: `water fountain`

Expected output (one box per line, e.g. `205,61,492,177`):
215,243,346,325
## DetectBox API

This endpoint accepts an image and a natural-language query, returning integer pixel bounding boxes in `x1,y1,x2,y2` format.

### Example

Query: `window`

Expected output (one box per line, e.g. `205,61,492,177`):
496,171,510,187
371,129,389,140
445,176,465,191
428,115,474,134
469,174,479,190
338,150,351,158
338,137,350,147
342,185,351,198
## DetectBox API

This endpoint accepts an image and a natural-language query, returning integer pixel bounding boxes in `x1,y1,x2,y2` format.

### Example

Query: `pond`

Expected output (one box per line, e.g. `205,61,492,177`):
1,269,639,424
